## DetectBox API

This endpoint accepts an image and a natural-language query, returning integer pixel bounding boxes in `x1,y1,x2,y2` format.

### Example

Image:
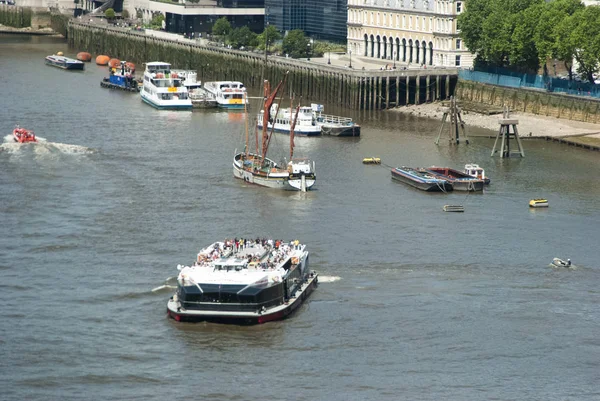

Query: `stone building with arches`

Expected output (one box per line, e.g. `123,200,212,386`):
347,0,473,68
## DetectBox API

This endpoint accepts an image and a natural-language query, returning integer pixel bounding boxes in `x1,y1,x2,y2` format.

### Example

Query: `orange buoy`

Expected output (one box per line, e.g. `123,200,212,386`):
125,61,135,73
108,58,121,69
96,55,110,65
76,52,92,62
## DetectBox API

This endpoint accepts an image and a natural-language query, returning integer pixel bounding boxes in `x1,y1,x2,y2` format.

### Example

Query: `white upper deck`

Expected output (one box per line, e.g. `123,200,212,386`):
204,81,246,93
177,239,306,286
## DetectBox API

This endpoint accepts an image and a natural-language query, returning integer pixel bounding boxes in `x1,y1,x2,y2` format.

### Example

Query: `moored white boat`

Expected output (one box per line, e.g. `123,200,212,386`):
45,54,85,70
203,81,248,109
166,238,318,324
257,104,321,136
464,163,490,185
171,70,218,109
140,62,192,110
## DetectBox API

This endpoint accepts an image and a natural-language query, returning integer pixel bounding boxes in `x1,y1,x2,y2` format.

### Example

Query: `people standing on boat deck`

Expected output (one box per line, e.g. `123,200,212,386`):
567,259,571,266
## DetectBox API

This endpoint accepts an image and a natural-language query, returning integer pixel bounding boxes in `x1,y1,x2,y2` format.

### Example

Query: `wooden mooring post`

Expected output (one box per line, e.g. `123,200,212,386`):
491,106,525,158
435,96,469,145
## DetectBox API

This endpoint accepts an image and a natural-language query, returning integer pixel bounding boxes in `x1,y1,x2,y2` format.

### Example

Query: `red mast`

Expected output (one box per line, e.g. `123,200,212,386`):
261,73,288,161
290,100,300,160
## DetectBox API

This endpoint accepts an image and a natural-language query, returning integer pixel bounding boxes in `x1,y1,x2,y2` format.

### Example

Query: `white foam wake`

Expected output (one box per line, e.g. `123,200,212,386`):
318,275,341,283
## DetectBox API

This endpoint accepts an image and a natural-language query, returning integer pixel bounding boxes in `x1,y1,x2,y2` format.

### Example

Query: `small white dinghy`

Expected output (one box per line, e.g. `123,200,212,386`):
551,258,575,269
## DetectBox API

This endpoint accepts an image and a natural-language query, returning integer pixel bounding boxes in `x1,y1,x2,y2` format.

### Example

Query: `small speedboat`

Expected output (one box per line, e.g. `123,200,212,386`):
13,126,37,143
551,258,573,269
529,199,549,208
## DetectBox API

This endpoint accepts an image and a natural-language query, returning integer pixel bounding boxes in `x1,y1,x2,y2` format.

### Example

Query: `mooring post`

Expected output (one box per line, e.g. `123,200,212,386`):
406,75,410,105
491,106,525,157
426,75,430,102
415,76,420,104
385,76,390,109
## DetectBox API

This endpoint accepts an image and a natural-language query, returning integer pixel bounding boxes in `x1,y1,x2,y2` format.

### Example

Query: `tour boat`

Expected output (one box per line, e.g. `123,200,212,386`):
140,62,192,110
233,76,316,192
171,70,218,109
203,81,248,109
391,166,453,192
13,126,37,143
166,238,318,324
423,167,484,192
257,104,322,136
100,61,139,92
45,54,85,70
464,163,490,185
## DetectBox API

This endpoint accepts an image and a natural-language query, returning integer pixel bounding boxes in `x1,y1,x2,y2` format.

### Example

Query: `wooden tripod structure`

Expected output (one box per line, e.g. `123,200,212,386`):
435,97,469,145
491,106,525,158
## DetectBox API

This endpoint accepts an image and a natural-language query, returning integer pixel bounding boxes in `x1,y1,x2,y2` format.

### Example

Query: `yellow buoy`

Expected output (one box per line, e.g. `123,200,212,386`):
529,199,549,208
362,157,381,164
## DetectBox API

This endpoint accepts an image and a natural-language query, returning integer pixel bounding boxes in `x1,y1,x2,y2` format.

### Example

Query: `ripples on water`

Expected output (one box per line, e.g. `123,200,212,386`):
1,35,599,401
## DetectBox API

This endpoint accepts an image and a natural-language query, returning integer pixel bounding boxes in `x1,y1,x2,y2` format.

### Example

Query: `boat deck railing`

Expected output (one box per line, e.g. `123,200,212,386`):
318,114,353,125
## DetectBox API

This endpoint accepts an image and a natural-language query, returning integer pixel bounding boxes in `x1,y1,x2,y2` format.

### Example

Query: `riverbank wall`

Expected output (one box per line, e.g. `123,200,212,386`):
67,21,458,110
455,80,600,124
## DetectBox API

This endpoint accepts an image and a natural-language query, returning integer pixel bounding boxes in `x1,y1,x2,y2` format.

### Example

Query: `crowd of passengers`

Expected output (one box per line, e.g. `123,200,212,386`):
195,238,302,269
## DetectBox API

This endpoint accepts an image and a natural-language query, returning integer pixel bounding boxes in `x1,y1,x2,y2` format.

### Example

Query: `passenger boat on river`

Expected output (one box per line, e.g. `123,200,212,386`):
423,167,484,192
391,166,453,192
101,61,139,92
45,54,85,70
167,238,318,324
13,126,37,143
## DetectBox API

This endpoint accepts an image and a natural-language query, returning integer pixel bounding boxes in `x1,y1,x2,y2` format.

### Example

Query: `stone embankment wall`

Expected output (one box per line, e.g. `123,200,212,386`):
68,21,458,110
0,5,32,28
456,80,600,124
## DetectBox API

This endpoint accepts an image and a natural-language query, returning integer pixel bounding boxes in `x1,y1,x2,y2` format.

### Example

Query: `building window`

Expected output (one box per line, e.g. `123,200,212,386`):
456,39,461,49
457,2,462,13
455,55,461,66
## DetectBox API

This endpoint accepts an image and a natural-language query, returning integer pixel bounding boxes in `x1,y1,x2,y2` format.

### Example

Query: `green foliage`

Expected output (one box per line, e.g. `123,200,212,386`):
121,9,130,19
150,13,164,28
212,17,232,37
104,8,116,20
313,41,346,58
458,0,600,79
227,26,258,49
282,29,309,59
257,25,282,50
136,9,143,19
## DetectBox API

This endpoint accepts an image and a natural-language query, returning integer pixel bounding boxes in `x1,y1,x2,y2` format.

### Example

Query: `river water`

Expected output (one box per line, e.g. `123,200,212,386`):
1,34,599,401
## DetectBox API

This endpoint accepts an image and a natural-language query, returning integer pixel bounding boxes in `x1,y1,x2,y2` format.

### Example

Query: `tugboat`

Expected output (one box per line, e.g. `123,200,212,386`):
167,238,318,324
13,126,37,143
100,61,139,92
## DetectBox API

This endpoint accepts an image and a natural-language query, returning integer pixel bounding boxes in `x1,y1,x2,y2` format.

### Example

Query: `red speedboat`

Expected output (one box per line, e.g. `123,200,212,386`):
13,126,37,143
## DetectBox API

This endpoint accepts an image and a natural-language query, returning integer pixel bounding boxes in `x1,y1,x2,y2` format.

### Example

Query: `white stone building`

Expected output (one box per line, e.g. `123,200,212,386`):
347,0,473,68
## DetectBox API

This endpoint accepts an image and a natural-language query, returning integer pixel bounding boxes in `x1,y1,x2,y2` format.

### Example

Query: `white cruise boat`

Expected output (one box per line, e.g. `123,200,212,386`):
203,81,248,109
140,62,192,110
167,238,318,324
257,104,321,136
171,69,217,109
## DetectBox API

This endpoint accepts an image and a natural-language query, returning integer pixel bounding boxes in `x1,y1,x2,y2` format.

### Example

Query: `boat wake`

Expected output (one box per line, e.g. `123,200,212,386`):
152,276,178,292
1,135,93,155
318,275,341,283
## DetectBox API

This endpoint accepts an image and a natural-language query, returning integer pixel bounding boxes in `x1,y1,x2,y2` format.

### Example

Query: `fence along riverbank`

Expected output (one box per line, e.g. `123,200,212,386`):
66,20,458,110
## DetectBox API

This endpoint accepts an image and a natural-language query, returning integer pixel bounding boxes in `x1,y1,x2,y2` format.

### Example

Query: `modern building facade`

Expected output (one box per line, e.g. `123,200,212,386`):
265,0,347,42
347,0,473,68
127,0,264,37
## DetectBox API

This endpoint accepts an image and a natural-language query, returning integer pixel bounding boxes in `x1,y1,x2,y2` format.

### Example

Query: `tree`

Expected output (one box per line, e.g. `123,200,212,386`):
105,8,116,20
458,0,545,71
257,25,282,50
150,13,164,29
121,9,130,20
227,26,258,49
282,29,309,59
568,6,600,83
212,17,232,37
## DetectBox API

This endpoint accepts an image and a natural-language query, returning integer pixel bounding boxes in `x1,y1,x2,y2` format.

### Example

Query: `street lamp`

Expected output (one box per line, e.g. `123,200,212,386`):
349,50,352,68
307,39,313,61
328,51,331,65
